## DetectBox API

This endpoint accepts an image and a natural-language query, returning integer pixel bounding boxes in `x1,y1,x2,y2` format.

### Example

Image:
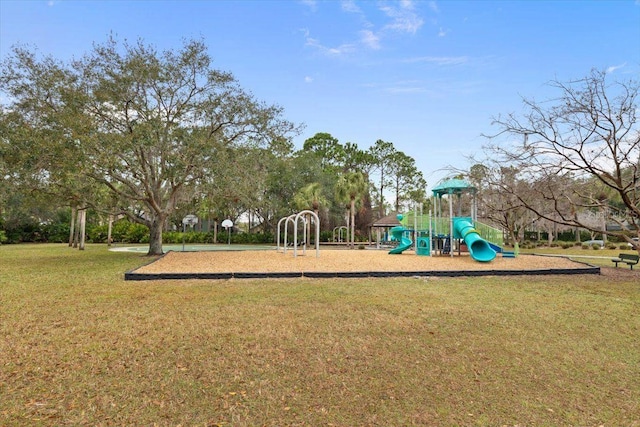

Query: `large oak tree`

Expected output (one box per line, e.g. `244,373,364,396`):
1,37,299,254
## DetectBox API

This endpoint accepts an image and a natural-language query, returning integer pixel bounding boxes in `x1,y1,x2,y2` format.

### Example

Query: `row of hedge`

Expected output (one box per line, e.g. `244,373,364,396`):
89,223,279,244
519,240,635,250
0,221,71,244
0,219,342,245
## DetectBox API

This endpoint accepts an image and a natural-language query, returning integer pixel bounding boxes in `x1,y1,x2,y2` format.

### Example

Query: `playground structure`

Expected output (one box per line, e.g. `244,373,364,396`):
452,217,497,262
332,226,348,243
276,210,320,258
388,215,413,254
388,178,506,262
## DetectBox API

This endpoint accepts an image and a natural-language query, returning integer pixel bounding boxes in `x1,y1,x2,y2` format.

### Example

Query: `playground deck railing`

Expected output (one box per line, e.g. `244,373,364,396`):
474,221,504,248
399,213,504,248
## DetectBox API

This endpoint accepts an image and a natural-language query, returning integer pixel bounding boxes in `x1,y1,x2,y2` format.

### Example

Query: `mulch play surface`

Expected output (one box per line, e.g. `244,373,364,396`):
127,249,604,280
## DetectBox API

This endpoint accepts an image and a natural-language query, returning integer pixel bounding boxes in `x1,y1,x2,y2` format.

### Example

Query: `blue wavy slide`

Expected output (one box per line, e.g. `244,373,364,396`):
453,218,496,262
388,226,412,254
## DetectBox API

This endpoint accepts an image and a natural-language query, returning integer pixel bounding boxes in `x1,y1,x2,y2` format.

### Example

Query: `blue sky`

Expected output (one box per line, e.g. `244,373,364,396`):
1,0,639,190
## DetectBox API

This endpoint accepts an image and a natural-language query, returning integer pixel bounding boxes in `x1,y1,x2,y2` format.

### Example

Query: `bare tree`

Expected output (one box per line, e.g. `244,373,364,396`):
469,164,537,245
484,70,640,252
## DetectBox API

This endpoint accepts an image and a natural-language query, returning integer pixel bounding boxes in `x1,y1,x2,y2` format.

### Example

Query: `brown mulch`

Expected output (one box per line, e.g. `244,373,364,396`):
134,250,596,275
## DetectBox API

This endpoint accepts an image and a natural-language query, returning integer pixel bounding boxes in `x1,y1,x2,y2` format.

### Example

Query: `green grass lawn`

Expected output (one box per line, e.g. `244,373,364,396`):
1,244,639,426
520,245,639,268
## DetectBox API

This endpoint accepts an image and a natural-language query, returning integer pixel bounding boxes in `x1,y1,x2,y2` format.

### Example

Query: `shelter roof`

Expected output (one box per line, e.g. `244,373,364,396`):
370,211,402,227
432,178,476,196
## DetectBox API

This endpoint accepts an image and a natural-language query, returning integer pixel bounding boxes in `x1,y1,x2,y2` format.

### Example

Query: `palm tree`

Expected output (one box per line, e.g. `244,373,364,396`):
335,172,367,249
293,182,329,247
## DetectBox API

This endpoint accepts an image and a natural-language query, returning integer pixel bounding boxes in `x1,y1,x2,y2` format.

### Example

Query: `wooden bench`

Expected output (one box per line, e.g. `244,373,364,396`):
611,253,639,270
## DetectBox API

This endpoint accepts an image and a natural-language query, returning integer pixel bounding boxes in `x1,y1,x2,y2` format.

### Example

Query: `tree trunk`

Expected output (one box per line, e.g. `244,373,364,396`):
78,209,86,251
147,218,164,255
73,208,81,248
601,207,608,245
107,214,114,246
350,199,356,249
345,210,350,247
69,205,77,247
510,229,518,247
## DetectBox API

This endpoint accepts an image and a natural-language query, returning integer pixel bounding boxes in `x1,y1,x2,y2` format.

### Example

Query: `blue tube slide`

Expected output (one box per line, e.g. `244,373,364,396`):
388,226,412,254
453,218,496,262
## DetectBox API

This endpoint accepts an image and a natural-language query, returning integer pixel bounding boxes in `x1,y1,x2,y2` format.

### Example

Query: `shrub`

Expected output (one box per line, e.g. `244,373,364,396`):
561,242,573,249
110,221,132,242
163,231,181,244
582,244,589,249
320,230,333,242
592,243,601,250
606,243,617,250
41,221,70,243
164,230,257,244
87,224,108,243
557,231,574,241
123,223,148,243
4,221,45,243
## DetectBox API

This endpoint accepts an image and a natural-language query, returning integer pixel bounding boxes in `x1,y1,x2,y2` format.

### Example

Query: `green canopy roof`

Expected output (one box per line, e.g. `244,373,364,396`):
431,178,476,196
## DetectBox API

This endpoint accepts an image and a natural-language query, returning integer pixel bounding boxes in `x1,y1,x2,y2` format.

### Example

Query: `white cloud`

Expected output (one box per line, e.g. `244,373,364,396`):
606,63,626,74
341,0,374,31
305,35,356,56
360,30,381,50
385,85,428,94
404,56,469,66
304,76,314,83
303,1,425,57
341,0,361,14
438,27,448,37
379,0,424,34
300,0,317,12
376,79,426,94
428,1,439,13
380,78,485,97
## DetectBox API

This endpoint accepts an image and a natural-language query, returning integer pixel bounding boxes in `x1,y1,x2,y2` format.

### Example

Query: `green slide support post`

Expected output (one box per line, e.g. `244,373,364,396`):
453,217,496,262
388,226,412,254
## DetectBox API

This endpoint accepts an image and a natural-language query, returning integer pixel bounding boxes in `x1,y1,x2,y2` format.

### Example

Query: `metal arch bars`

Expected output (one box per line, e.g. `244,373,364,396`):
276,210,320,258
